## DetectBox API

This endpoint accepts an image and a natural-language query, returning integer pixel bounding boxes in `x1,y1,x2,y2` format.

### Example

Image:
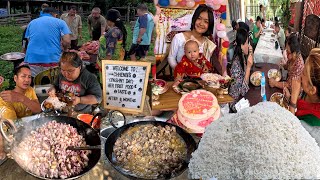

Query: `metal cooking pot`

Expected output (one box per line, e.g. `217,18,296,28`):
0,115,101,180
104,120,197,180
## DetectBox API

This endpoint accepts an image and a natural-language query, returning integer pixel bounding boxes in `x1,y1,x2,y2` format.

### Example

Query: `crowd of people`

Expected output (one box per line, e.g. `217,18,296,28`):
0,8,158,162
21,4,155,78
1,3,320,163
0,4,155,123
229,15,320,122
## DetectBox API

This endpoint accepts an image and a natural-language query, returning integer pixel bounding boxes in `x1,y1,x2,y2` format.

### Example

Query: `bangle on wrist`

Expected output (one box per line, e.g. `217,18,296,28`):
289,101,297,109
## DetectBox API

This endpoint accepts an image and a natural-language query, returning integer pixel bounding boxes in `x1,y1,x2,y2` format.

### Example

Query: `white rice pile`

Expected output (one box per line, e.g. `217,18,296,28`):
46,97,66,110
301,121,320,146
189,102,320,179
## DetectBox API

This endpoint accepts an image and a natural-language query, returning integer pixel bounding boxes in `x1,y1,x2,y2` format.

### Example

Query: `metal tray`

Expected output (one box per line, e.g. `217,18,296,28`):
0,52,25,61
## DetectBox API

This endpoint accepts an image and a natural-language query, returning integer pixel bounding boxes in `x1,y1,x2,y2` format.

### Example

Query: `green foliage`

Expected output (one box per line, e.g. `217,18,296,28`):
281,0,291,29
0,25,23,90
146,3,156,15
0,79,10,91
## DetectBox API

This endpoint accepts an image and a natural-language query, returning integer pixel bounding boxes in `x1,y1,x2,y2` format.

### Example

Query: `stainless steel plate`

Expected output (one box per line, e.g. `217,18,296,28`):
0,52,25,61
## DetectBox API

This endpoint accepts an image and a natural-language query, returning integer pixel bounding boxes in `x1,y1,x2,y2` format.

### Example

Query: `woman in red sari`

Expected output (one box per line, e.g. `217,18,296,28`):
174,40,212,80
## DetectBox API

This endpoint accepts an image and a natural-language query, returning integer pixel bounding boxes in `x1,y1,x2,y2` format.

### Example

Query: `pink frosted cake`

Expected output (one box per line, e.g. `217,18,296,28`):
177,90,220,133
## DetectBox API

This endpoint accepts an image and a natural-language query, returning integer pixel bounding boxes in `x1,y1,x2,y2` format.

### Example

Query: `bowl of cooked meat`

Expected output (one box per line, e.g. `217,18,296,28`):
0,116,101,179
104,120,197,179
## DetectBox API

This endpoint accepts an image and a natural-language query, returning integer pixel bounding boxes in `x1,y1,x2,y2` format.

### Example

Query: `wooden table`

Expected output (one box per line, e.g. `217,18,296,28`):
152,82,234,111
244,63,282,106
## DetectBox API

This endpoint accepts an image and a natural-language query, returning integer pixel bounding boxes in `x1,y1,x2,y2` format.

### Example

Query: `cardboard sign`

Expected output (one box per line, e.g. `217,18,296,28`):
101,60,151,114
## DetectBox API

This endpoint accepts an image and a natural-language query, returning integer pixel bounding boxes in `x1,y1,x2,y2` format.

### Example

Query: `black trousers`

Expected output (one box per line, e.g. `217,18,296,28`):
92,30,101,41
70,39,78,50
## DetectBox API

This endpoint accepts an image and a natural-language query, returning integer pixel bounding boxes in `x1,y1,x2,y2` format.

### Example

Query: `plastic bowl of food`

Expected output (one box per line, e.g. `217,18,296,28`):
268,69,281,82
77,114,100,129
270,92,288,109
250,71,262,86
41,97,66,113
154,79,169,94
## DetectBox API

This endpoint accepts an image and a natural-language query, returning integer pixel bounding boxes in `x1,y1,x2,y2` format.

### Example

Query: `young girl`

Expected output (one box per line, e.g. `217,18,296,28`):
285,48,320,124
228,28,253,112
174,40,212,80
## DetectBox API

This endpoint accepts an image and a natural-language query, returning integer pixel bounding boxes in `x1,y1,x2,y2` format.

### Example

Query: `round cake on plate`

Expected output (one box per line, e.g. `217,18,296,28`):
177,90,220,133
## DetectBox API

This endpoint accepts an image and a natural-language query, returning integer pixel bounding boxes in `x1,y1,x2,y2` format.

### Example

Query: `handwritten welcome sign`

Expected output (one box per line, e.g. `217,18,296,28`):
101,60,151,114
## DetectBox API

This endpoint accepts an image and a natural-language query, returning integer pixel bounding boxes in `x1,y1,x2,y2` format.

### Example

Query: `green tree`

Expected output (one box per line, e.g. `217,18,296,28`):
281,0,291,29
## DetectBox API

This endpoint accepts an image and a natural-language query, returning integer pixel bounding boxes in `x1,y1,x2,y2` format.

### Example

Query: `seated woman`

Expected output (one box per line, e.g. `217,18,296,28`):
168,4,218,72
269,34,304,114
48,52,102,113
228,28,253,112
174,40,212,80
284,48,320,123
0,64,41,120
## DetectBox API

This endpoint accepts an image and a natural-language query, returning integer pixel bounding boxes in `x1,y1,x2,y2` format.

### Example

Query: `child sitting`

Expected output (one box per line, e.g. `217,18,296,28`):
174,40,212,80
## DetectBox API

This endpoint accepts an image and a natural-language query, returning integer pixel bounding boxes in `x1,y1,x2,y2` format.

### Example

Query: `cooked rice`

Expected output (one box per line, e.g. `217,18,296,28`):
189,102,320,179
46,97,66,110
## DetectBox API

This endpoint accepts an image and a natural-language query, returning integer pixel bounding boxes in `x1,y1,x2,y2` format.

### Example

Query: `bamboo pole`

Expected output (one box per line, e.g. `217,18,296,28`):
7,1,10,15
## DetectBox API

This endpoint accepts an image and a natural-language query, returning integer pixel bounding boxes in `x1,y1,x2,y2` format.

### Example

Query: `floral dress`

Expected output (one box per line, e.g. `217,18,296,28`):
96,27,123,82
286,53,304,90
174,54,212,79
98,27,123,61
229,55,249,102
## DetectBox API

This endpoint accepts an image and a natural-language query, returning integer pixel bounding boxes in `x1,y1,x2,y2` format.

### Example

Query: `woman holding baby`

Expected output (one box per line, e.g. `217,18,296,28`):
168,4,218,80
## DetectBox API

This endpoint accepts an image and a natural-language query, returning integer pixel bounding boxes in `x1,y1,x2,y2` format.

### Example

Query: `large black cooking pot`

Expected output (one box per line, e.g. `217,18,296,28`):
0,115,101,180
104,120,197,179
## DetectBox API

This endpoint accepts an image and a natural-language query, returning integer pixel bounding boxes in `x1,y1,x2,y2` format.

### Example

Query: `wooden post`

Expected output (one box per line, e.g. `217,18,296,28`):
60,4,63,14
127,6,130,23
26,2,30,13
7,0,10,15
294,2,303,33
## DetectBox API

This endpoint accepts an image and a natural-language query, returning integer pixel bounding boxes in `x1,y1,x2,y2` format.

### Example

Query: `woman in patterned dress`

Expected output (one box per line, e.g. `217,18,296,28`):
269,34,304,113
96,9,127,82
228,28,254,112
168,5,217,71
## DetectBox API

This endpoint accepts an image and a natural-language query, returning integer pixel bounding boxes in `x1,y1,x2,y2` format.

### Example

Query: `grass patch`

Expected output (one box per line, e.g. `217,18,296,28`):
0,25,23,89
